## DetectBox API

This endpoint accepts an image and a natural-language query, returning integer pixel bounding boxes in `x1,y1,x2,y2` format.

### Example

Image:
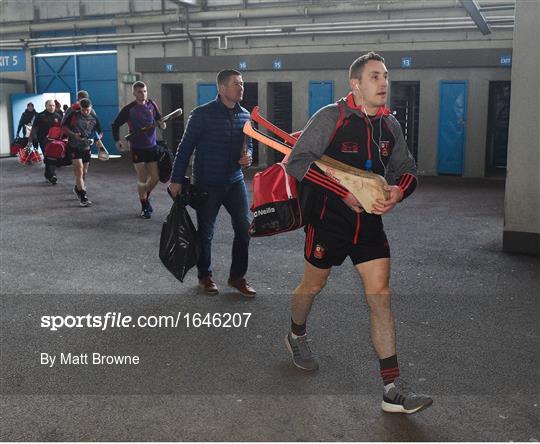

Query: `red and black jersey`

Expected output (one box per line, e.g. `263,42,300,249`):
287,93,418,243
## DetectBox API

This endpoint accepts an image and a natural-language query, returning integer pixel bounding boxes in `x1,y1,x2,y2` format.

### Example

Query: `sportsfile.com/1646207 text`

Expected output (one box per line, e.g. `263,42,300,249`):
40,312,252,331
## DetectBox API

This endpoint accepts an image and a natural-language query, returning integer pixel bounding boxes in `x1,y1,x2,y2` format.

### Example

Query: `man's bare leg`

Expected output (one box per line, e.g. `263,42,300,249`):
356,257,432,413
72,159,85,192
291,260,331,325
133,163,149,199
286,260,331,371
133,162,152,217
83,161,89,182
72,158,91,206
144,161,159,197
355,258,396,359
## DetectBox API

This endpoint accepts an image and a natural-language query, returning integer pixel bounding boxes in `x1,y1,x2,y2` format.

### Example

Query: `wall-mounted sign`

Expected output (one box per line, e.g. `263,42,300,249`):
273,58,283,70
401,56,412,69
0,50,26,72
121,73,139,84
499,55,512,66
165,63,175,72
238,60,248,71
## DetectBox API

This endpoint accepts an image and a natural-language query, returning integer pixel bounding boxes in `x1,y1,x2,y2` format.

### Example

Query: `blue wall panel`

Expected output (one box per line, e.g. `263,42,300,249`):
197,84,217,106
309,81,333,117
437,81,468,175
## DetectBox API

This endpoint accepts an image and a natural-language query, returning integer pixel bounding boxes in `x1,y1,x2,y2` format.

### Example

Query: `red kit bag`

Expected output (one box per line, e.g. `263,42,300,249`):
17,147,31,165
47,123,63,140
17,146,42,165
10,138,27,155
29,147,43,164
249,162,303,237
44,140,67,159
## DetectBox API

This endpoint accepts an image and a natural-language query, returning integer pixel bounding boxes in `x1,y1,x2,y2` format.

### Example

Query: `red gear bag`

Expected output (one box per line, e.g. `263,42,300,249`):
249,161,303,237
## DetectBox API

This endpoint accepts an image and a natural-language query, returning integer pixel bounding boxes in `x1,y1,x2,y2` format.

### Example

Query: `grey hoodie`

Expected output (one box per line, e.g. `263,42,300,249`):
285,95,417,188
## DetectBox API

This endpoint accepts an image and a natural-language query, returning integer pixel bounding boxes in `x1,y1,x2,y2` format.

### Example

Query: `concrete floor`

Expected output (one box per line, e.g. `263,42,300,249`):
1,156,539,441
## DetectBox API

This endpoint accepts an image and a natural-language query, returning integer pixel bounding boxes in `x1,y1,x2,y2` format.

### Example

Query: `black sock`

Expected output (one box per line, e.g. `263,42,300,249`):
140,198,148,210
291,318,306,336
379,354,400,385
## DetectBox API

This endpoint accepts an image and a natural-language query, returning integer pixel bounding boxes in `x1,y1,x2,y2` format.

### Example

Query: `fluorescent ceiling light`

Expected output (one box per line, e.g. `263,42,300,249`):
33,50,118,58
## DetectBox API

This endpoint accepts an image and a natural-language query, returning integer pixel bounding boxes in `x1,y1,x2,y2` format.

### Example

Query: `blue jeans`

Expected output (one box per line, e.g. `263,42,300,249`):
196,180,251,280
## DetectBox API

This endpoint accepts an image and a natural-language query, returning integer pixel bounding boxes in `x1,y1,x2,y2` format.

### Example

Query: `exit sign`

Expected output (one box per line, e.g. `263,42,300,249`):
499,55,512,66
121,73,139,84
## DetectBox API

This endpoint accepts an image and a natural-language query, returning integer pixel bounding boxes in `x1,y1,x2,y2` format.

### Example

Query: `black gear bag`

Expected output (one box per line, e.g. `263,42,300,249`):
156,141,173,183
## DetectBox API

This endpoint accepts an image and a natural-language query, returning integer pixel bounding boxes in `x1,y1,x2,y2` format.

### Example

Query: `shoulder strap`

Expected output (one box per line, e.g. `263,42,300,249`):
149,99,159,114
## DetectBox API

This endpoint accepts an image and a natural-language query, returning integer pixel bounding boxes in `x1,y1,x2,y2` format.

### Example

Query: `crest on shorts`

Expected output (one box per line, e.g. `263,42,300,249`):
380,141,391,157
340,141,360,153
313,244,325,259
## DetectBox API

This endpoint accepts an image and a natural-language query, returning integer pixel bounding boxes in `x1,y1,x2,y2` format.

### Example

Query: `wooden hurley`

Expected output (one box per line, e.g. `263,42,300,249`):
125,107,182,141
95,138,110,161
243,120,389,214
312,157,389,213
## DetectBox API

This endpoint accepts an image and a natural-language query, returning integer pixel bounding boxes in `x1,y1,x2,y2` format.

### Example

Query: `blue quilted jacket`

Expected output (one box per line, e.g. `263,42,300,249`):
171,95,252,186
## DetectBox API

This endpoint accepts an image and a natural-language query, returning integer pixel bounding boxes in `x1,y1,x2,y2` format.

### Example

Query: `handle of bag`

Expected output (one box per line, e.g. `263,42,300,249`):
278,163,293,199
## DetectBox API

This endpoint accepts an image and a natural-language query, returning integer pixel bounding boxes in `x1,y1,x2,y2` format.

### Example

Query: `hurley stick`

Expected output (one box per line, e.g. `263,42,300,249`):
125,107,182,141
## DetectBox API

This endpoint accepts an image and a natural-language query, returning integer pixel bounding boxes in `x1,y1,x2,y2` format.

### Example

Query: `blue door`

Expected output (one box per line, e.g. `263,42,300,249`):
77,53,118,151
197,84,217,105
437,81,468,175
35,56,77,96
34,52,119,153
309,81,333,117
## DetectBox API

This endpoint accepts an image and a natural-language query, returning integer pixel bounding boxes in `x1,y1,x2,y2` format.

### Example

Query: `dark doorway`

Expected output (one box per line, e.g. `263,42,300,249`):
485,81,511,176
267,82,292,163
161,84,184,155
390,81,420,162
241,82,259,165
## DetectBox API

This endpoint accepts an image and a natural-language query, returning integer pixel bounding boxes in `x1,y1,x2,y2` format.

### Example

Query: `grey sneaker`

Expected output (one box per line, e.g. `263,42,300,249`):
382,378,433,414
284,332,319,371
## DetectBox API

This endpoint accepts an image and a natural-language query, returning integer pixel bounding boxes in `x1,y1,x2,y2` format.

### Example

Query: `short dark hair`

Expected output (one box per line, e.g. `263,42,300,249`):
216,69,242,86
77,90,89,100
132,81,146,92
349,52,385,80
79,98,92,108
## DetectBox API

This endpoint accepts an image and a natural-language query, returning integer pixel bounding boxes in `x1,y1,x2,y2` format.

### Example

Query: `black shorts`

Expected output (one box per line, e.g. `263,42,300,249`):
304,224,390,269
131,147,158,164
69,147,91,163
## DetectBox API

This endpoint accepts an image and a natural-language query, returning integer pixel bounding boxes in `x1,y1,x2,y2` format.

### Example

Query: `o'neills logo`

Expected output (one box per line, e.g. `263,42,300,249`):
254,207,276,218
324,167,341,183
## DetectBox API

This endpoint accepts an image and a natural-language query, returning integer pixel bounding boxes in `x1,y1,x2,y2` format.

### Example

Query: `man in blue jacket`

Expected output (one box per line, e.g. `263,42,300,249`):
169,69,256,297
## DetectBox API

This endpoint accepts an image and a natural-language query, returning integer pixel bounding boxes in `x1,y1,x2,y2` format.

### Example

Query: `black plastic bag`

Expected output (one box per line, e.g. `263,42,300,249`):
156,141,173,183
159,195,200,282
167,177,208,211
181,176,208,210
